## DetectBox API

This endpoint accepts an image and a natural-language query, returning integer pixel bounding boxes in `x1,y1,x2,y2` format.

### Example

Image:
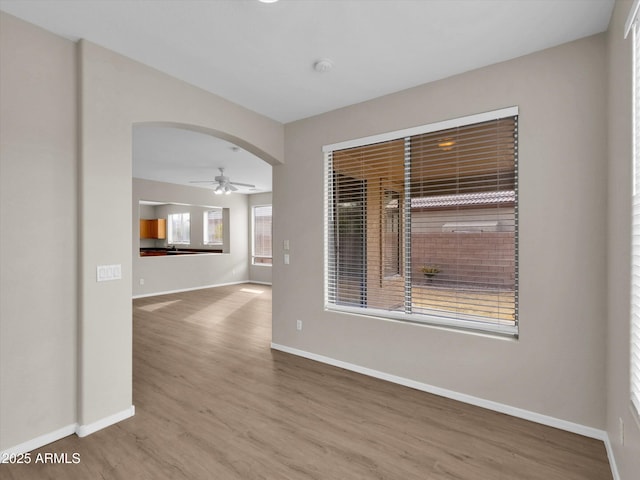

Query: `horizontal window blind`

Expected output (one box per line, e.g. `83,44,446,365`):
631,15,640,415
253,205,273,264
410,117,517,324
325,108,518,335
204,208,223,245
328,139,406,311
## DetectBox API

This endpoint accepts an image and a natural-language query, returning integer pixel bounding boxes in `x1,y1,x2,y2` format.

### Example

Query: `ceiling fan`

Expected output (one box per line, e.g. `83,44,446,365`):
189,167,255,195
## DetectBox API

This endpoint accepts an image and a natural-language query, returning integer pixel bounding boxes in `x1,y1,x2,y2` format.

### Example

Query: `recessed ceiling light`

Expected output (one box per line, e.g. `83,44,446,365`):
438,138,456,151
258,0,279,3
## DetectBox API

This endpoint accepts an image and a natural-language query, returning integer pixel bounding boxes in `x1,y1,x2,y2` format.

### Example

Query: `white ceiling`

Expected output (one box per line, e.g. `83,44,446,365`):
0,0,615,193
133,125,273,194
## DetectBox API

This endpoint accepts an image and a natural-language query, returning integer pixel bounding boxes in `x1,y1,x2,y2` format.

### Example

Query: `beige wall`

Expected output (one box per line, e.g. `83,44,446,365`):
133,178,250,297
607,1,640,478
0,11,284,451
4,3,639,476
0,13,78,449
78,40,283,427
275,34,608,429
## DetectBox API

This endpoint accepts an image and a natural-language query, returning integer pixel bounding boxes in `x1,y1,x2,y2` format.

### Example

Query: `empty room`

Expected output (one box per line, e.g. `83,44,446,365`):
1,1,639,479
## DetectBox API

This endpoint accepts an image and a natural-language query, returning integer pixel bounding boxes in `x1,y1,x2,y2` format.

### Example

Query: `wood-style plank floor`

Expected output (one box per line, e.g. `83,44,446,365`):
1,284,612,479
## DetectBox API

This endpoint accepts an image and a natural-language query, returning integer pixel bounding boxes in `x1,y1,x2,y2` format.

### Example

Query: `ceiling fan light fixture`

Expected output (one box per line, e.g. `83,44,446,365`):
193,166,256,195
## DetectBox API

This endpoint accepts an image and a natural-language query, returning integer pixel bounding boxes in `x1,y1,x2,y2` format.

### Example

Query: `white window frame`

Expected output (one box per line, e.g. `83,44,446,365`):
203,208,224,246
323,106,519,337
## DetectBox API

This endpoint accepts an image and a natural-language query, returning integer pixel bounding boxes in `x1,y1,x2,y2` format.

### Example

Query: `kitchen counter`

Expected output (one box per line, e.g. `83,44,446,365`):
140,248,223,257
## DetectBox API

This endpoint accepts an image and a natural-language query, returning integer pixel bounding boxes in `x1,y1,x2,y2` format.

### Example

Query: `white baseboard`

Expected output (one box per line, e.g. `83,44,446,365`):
247,281,273,286
603,434,621,480
271,343,607,442
0,423,77,457
76,405,135,437
272,344,622,479
1,405,136,455
132,281,246,299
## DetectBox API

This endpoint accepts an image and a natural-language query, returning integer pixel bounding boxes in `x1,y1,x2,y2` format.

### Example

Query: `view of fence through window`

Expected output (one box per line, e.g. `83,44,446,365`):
253,205,272,265
203,208,223,245
326,109,518,334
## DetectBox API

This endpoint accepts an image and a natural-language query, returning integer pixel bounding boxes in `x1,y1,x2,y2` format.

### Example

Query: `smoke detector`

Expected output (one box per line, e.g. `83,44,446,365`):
313,58,334,73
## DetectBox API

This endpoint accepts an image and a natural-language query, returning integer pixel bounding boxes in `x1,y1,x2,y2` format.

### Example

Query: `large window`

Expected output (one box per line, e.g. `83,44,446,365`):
253,205,272,265
203,208,223,245
167,212,190,245
628,1,640,416
324,107,518,336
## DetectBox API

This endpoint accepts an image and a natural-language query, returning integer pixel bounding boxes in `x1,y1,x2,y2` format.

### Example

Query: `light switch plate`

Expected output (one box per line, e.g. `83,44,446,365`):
97,264,122,282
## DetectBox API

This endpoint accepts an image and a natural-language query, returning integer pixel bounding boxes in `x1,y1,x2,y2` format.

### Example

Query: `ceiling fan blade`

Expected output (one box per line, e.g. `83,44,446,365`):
192,168,254,192
229,181,256,188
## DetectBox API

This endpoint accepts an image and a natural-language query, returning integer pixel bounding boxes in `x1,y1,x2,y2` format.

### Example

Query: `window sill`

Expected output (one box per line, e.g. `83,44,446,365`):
325,303,518,339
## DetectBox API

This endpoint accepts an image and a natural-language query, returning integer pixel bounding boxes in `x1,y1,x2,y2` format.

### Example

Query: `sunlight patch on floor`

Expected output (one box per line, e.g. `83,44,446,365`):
137,299,182,312
240,287,264,294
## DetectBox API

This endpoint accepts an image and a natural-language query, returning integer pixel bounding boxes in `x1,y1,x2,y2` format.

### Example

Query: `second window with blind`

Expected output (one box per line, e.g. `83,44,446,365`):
324,107,519,336
253,205,273,265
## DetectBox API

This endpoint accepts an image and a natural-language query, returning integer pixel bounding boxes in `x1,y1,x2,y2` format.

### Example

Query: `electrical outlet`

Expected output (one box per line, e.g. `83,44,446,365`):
296,320,302,331
139,278,145,286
